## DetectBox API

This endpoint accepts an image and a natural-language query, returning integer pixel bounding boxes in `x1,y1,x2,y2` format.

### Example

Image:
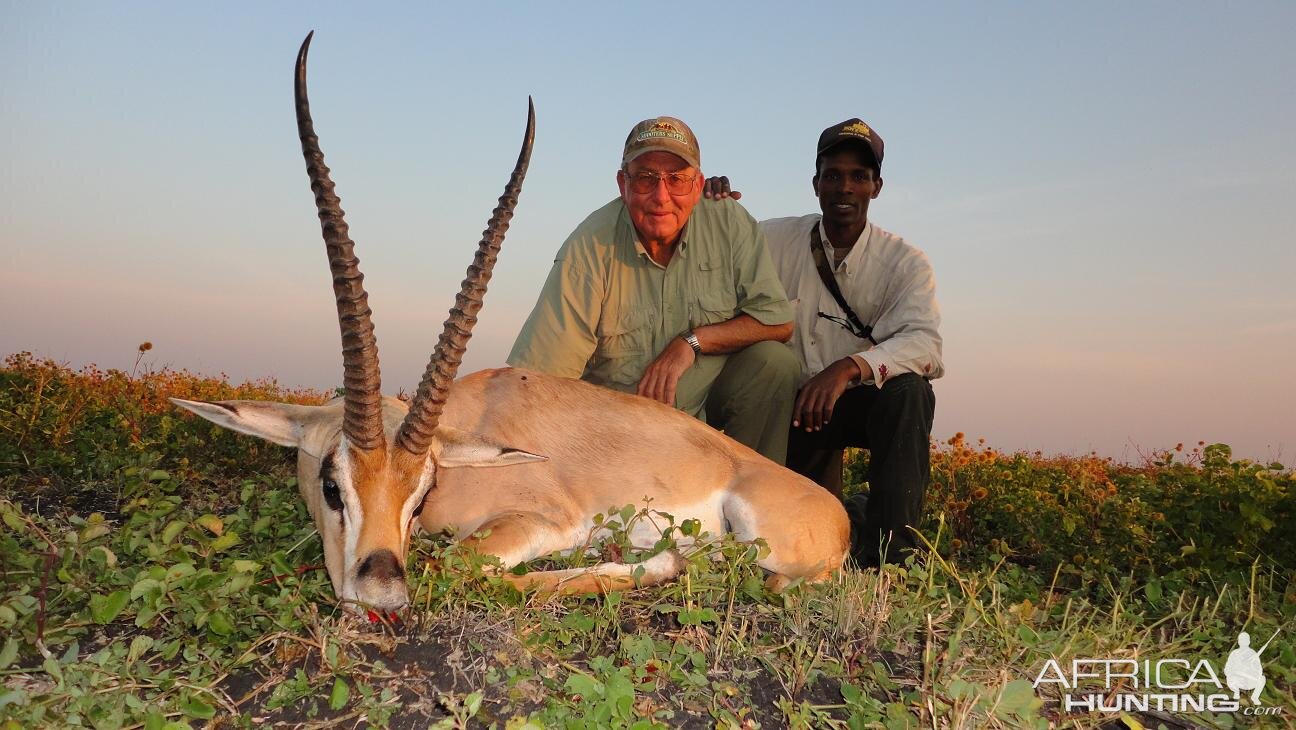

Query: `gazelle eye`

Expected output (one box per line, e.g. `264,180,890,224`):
322,478,343,512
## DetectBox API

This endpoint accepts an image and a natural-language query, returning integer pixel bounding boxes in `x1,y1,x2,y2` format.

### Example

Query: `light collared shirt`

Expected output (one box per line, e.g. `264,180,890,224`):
508,197,793,416
761,215,943,387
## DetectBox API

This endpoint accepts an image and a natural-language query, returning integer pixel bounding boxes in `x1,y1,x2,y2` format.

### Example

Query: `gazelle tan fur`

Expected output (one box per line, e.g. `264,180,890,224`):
172,33,849,614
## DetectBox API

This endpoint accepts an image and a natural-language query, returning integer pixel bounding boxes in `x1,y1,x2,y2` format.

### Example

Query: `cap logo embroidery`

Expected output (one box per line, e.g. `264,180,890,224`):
841,121,872,139
636,129,687,144
624,118,699,167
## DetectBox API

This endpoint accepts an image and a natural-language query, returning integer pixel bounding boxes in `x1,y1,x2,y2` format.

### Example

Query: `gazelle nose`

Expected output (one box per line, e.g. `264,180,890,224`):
357,549,405,582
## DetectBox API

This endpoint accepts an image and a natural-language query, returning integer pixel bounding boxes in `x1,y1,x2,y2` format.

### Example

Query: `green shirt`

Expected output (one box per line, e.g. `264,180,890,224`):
507,197,793,416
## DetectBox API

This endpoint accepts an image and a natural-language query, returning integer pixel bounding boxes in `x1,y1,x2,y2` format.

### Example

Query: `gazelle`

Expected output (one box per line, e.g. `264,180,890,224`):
172,34,849,613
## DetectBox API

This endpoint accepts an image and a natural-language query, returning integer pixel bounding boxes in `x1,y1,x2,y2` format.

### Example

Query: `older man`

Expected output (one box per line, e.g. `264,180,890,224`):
706,119,943,567
508,117,798,462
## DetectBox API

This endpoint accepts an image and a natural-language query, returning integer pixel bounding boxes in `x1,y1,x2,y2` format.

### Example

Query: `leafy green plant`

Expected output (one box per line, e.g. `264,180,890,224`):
1,355,1291,727
846,434,1295,594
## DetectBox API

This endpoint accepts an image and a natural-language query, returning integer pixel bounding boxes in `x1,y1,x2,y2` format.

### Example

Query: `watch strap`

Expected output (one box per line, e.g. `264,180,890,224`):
683,332,703,354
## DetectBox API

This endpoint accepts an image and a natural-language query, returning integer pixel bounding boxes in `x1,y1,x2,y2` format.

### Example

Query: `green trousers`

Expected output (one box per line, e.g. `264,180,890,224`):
592,340,799,464
685,340,800,464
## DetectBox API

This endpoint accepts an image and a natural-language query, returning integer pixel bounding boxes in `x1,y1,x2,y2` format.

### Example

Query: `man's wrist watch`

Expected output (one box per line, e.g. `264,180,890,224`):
682,332,703,355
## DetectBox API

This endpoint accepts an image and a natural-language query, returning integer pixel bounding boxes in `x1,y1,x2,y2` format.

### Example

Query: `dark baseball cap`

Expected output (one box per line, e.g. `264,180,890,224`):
817,118,884,172
622,116,701,169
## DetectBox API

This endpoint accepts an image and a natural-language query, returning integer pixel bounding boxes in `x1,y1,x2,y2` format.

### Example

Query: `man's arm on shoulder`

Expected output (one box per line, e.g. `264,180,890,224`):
507,245,601,379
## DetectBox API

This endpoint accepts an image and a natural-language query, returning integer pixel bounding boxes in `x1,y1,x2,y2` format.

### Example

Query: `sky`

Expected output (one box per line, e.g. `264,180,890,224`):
3,2,1293,464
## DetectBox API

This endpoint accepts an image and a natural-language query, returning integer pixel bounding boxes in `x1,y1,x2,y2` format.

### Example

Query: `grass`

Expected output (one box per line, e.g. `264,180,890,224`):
1,352,1293,728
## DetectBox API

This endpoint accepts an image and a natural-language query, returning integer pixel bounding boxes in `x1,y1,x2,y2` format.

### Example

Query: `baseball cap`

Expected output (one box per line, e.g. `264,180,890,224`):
817,118,884,172
622,116,701,169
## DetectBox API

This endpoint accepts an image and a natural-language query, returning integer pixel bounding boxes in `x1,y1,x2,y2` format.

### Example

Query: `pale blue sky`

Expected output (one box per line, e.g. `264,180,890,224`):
3,2,1293,463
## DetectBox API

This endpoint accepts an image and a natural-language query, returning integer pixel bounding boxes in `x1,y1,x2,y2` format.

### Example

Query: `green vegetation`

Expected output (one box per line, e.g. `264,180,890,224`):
1,352,1292,728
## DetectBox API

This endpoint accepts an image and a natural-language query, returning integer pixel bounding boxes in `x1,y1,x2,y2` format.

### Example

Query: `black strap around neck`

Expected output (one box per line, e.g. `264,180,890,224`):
810,224,876,345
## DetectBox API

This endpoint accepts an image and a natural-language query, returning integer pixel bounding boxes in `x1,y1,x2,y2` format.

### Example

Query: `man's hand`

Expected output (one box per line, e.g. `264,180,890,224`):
702,176,742,201
637,337,697,406
792,357,864,431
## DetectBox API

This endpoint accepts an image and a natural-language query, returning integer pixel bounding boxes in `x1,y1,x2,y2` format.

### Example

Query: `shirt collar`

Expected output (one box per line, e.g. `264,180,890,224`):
817,219,871,273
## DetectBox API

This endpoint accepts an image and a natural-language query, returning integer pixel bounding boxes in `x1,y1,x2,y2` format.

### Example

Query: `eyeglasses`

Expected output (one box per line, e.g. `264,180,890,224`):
625,171,697,195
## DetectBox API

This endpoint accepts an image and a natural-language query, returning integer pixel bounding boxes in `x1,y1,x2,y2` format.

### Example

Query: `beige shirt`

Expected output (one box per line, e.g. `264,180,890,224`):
508,197,793,415
762,215,943,387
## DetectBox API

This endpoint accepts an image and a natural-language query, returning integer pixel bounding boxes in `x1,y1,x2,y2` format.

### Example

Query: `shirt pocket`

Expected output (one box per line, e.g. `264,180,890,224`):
791,296,828,352
841,269,885,318
689,259,737,327
594,306,655,383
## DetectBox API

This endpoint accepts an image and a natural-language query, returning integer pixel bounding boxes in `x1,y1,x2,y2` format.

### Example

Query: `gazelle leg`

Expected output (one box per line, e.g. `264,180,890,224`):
499,549,685,595
458,512,572,570
462,512,684,595
765,573,796,593
764,566,837,593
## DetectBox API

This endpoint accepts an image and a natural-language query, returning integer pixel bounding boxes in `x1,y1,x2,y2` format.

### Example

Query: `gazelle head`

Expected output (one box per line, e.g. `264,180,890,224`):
171,33,540,613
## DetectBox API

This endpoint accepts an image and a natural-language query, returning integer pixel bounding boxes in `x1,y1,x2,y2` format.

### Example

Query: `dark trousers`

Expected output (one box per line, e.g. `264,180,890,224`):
785,373,935,568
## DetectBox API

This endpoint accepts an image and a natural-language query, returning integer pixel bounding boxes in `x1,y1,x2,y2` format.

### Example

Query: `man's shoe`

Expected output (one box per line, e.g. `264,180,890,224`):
842,492,879,569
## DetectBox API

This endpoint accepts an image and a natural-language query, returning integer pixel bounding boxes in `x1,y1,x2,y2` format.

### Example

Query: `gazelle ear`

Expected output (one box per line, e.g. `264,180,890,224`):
433,426,547,468
170,398,323,455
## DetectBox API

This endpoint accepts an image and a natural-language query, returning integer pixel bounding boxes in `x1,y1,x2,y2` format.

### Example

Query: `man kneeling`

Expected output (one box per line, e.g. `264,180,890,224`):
510,116,799,463
707,118,943,568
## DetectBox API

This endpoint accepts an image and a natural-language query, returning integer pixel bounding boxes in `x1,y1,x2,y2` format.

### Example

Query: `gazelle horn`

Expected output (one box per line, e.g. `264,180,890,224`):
294,32,384,451
397,98,536,455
